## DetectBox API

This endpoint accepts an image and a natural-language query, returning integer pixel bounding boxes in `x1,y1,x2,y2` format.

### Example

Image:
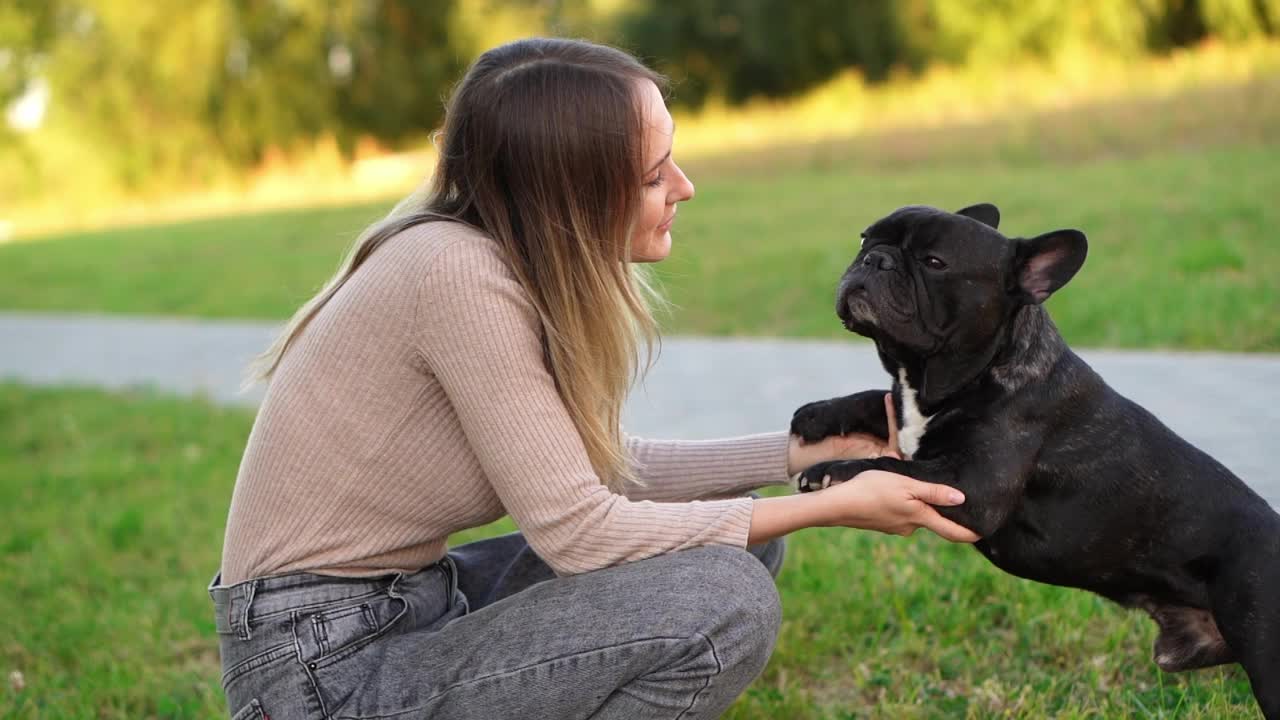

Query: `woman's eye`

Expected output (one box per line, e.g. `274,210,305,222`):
645,173,664,188
924,256,947,270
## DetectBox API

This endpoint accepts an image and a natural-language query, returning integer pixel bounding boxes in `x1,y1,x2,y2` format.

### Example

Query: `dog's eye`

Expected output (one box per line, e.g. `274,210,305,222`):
923,256,948,270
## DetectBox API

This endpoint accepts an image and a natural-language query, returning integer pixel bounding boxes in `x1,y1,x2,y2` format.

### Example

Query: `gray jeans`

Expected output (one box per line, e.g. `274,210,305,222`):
209,534,785,720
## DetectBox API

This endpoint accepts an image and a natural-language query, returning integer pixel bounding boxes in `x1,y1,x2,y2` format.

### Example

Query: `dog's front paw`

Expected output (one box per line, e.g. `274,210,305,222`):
795,459,876,493
790,399,844,444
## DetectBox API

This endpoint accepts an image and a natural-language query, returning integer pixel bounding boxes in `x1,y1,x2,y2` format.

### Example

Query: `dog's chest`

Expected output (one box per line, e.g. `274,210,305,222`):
897,368,933,460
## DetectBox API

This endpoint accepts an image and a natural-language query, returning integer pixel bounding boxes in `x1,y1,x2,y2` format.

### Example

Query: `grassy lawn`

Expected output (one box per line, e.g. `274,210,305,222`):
2,77,1278,351
1,76,1275,718
0,383,1262,718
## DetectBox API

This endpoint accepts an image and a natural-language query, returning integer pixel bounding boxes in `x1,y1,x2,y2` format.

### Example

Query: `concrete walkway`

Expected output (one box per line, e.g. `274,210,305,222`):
3,310,1277,508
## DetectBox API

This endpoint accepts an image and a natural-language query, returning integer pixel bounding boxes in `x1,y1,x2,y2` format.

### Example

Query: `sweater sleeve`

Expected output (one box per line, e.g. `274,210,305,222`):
620,433,793,502
413,234,755,576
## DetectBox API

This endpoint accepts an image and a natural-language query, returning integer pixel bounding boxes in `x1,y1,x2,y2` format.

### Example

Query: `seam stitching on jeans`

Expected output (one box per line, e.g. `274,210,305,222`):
248,587,386,622
674,632,722,720
310,593,409,668
293,611,333,720
221,642,296,687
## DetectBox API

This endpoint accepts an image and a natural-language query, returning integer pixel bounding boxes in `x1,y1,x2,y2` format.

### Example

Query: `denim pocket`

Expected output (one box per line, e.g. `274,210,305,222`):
222,642,296,691
229,697,266,720
295,592,408,668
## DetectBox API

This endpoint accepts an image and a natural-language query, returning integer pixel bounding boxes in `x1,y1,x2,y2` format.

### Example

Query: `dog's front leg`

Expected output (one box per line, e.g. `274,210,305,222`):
794,456,925,492
790,389,891,445
797,455,1028,540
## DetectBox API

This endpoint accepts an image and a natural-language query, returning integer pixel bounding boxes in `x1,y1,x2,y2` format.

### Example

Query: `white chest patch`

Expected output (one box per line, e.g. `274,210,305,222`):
897,368,933,460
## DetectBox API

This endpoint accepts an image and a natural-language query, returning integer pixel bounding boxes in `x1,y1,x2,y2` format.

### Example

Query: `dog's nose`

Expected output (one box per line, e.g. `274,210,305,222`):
862,250,896,271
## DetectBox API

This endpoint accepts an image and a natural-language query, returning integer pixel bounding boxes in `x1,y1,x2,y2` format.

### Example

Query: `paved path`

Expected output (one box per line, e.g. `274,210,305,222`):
3,311,1277,508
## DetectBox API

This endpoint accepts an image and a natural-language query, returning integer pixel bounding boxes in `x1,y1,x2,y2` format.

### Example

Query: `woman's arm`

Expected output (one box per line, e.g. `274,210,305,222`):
749,471,979,545
619,432,792,502
621,398,900,502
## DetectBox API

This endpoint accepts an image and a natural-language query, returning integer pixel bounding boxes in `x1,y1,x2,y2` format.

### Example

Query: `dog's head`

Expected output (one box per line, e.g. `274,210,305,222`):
837,203,1087,406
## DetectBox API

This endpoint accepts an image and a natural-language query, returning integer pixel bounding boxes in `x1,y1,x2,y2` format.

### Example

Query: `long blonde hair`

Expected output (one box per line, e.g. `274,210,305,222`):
245,38,668,490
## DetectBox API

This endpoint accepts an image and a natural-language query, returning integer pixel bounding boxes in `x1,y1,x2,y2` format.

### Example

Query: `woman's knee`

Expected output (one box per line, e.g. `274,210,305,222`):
676,545,782,659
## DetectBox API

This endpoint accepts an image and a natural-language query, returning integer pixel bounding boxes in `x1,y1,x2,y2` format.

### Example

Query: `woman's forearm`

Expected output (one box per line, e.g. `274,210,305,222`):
747,493,833,545
622,433,793,502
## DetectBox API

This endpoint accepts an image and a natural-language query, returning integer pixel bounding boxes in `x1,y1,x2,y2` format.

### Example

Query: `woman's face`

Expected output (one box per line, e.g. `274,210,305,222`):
630,80,695,263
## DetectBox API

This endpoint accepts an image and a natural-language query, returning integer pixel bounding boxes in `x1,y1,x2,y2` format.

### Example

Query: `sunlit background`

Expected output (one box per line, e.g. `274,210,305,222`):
2,1,1278,717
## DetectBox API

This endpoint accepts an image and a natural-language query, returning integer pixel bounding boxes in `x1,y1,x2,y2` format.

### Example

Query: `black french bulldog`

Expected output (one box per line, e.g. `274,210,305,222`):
790,203,1279,716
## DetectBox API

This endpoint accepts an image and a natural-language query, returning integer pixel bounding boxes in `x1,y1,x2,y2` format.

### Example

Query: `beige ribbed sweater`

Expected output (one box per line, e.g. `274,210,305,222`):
219,220,792,584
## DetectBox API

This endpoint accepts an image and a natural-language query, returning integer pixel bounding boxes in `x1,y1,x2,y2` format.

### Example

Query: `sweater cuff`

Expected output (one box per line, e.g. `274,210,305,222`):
721,496,756,549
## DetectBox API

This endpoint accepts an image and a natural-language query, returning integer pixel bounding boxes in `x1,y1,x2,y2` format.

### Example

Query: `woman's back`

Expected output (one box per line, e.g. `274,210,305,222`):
220,221,512,583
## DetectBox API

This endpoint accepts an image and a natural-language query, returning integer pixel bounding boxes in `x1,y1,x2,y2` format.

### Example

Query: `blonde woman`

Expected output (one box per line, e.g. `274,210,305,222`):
209,37,977,720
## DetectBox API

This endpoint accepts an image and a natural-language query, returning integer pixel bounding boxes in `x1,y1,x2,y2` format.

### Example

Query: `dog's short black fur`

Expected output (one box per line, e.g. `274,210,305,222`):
790,203,1280,716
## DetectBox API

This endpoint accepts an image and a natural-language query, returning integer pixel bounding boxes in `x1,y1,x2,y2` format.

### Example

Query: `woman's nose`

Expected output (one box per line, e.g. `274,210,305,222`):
670,162,695,202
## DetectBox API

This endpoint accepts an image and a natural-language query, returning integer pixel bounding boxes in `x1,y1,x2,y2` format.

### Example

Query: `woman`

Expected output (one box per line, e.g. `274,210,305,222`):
209,37,977,720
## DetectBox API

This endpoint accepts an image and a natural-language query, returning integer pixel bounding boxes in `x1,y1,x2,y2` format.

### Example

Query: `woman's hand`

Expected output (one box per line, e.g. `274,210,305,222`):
753,393,977,545
817,470,979,543
749,459,979,545
787,393,901,475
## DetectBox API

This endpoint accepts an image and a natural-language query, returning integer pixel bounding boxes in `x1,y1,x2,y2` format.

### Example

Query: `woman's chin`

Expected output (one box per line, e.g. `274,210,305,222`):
630,232,671,263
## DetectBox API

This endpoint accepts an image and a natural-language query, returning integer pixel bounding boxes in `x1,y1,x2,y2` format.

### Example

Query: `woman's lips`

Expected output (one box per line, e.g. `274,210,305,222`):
657,211,676,232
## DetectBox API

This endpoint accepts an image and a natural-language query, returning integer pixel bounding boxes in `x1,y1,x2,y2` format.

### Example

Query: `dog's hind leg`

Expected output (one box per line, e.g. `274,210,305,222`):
1210,550,1280,719
1136,601,1234,672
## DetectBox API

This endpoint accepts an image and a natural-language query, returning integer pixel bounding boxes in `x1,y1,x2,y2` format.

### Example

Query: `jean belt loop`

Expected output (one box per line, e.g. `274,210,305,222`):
237,579,259,641
442,554,467,614
444,555,459,598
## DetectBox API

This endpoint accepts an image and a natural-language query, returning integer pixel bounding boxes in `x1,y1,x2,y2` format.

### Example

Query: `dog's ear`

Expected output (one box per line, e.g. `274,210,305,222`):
1013,229,1088,304
956,203,1000,229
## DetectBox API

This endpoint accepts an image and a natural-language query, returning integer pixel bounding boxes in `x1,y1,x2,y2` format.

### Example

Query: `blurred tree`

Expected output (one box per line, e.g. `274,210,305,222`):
1143,0,1211,49
1199,0,1273,40
330,1,464,153
4,0,466,190
207,1,336,167
1,0,1277,196
896,0,1161,65
619,0,1278,107
210,0,465,163
620,0,909,107
1263,0,1280,31
0,0,57,140
37,1,232,187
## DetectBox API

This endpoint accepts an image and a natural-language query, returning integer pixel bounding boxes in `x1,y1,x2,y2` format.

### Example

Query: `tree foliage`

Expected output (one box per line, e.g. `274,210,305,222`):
621,0,1280,107
1,0,1276,193
4,0,463,191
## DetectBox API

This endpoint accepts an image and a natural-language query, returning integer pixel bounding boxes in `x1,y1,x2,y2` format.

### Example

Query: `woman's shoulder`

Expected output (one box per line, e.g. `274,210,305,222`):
383,217,507,275
401,220,544,350
384,218,533,318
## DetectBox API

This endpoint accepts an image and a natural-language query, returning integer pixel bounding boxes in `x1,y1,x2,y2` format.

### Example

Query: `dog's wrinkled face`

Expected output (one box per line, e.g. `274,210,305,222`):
837,204,1011,355
837,203,1087,404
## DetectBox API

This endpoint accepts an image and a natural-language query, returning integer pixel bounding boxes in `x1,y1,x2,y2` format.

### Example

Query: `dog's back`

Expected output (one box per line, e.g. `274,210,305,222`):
1000,345,1271,578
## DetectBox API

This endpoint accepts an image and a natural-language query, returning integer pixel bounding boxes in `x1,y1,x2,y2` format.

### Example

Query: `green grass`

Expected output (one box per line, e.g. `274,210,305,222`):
0,383,1262,718
3,140,1277,351
2,76,1279,351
